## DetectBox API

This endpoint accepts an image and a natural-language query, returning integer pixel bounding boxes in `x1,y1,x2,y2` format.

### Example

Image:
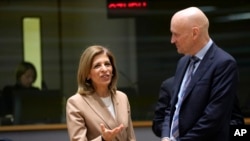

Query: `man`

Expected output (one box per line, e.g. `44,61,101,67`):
161,7,241,141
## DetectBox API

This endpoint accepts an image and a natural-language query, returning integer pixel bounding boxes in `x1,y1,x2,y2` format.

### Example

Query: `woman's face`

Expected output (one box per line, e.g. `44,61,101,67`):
88,53,113,89
20,69,35,88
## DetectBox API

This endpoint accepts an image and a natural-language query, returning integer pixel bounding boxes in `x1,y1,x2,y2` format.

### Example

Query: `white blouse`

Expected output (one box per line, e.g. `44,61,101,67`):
100,96,116,118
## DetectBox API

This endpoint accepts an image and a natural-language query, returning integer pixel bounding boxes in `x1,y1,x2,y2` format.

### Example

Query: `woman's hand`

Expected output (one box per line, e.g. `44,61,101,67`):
100,123,124,141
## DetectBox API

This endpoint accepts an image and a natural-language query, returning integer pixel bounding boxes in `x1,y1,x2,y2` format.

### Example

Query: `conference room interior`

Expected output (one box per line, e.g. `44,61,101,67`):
0,0,250,126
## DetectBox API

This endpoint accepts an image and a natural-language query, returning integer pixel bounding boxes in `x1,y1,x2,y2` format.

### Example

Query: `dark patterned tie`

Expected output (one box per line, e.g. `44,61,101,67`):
182,56,200,93
171,56,200,140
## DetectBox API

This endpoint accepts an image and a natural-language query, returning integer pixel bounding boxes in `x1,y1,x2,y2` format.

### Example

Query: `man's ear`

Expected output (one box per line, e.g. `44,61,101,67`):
192,26,199,40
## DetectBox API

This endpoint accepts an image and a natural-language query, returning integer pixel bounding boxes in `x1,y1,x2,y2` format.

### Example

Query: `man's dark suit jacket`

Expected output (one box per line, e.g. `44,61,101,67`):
152,76,244,138
161,43,241,141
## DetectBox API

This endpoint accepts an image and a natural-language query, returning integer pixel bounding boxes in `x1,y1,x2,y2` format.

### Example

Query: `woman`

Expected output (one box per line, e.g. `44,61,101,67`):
66,45,136,141
0,61,39,124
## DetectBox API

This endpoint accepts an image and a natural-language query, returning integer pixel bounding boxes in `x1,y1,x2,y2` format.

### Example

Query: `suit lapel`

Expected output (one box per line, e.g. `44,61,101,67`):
183,44,215,100
112,94,121,124
171,56,190,109
82,94,118,129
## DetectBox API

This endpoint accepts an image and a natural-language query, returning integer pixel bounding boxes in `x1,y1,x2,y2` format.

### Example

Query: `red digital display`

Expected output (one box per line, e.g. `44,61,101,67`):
107,0,148,18
108,1,147,9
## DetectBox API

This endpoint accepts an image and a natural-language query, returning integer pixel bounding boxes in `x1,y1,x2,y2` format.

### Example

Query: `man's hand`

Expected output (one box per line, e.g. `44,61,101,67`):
162,137,171,141
100,123,124,141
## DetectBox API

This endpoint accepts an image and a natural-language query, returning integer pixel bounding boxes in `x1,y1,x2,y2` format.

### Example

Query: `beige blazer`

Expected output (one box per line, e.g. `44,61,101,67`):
66,90,136,141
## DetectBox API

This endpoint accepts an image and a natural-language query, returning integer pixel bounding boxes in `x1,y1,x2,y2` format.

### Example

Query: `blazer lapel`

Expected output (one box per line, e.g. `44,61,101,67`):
82,94,118,129
111,94,122,124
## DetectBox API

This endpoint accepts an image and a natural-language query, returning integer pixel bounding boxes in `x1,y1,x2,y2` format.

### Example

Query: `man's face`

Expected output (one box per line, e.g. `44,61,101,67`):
170,18,193,55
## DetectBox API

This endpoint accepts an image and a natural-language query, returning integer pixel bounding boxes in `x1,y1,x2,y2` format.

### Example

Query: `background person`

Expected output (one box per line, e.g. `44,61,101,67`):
0,61,39,125
66,45,136,141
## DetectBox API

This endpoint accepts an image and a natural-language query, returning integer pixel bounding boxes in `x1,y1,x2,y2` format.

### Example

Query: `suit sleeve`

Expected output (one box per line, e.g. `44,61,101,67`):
152,77,173,137
126,98,136,141
66,97,103,141
66,97,89,141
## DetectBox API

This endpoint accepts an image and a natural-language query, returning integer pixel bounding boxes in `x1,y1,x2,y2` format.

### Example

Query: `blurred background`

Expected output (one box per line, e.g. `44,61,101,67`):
0,0,250,122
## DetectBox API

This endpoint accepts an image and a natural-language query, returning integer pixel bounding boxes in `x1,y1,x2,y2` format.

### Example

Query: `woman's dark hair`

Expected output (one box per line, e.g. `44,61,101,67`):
15,61,37,83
